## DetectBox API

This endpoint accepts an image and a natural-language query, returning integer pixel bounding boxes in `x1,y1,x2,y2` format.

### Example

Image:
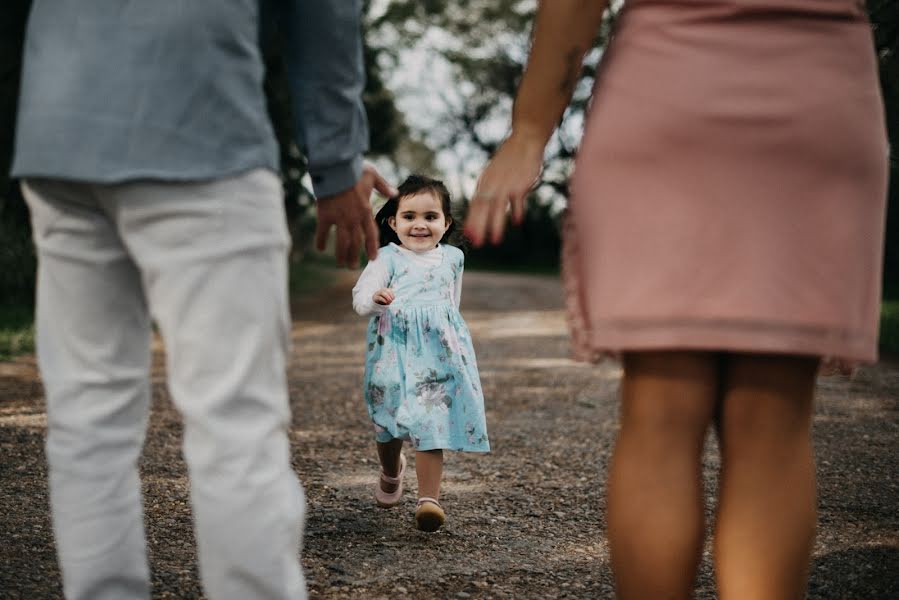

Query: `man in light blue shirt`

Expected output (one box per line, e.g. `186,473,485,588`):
12,2,393,598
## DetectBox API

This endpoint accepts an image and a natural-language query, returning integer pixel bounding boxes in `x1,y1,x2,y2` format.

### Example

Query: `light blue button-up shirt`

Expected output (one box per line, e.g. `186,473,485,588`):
11,0,369,198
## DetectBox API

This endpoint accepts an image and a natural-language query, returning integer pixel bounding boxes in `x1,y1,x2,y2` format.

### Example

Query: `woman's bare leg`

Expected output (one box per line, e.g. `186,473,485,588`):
609,351,720,600
715,353,818,600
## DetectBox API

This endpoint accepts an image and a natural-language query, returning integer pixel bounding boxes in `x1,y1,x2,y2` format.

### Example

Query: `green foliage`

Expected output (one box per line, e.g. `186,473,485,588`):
880,299,899,355
362,37,409,157
868,0,898,138
260,2,431,258
0,196,36,309
884,168,898,293
368,1,614,266
0,304,34,360
463,197,562,273
376,1,899,284
867,0,899,292
371,0,612,183
1,1,897,356
288,251,339,297
0,0,31,195
0,0,35,314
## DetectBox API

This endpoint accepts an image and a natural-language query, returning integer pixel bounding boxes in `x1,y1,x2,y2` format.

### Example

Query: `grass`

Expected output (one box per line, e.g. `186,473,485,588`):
0,305,35,360
289,251,340,296
2,264,898,359
880,294,899,356
0,254,338,362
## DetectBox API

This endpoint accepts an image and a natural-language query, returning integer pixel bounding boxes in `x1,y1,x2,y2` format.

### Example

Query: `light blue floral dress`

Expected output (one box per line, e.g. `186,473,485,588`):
360,243,489,452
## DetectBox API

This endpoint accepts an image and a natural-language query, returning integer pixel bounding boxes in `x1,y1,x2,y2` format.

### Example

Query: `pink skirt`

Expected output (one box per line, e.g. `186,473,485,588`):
565,0,889,364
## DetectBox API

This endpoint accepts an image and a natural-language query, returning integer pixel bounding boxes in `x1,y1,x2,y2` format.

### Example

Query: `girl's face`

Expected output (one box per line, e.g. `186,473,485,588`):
389,192,451,253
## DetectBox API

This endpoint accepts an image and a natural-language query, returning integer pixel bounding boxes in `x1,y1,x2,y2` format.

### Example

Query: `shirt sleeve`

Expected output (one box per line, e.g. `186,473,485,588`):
271,0,370,198
352,256,391,316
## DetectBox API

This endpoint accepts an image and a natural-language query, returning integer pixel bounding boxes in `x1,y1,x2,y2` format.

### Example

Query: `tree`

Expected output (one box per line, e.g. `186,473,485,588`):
367,0,617,266
0,3,421,285
370,1,615,198
0,0,35,308
867,0,899,291
260,1,434,259
374,1,897,276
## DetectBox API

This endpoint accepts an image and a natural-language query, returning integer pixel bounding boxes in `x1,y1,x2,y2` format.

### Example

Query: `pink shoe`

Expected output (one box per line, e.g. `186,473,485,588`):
374,453,406,508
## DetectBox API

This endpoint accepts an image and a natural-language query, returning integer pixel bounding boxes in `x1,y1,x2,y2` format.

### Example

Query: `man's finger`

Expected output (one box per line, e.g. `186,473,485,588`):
347,226,362,269
372,172,398,199
363,213,379,261
335,226,350,268
314,219,330,252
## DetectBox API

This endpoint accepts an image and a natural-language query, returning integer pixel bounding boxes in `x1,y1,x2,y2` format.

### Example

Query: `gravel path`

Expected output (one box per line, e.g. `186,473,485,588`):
1,270,897,599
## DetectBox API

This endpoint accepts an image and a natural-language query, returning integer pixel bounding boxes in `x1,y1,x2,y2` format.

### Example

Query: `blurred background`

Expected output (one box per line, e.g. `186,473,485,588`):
1,0,897,359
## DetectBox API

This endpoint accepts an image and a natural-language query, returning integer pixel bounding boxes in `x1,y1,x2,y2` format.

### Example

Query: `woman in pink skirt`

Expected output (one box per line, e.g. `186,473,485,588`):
468,1,888,598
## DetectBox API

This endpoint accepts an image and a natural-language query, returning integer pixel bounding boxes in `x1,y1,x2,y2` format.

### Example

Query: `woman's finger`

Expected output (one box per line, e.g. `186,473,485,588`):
465,190,490,247
488,191,511,245
511,190,527,225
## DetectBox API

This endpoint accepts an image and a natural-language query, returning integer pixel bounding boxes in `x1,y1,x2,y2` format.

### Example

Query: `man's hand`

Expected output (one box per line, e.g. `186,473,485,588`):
373,288,395,306
315,162,398,268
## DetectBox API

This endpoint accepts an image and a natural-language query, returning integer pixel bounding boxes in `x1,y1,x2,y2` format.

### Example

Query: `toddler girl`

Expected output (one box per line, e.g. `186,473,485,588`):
352,174,489,532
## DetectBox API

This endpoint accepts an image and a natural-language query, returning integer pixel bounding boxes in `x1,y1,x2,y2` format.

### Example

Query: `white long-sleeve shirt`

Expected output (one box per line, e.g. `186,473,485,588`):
352,244,463,316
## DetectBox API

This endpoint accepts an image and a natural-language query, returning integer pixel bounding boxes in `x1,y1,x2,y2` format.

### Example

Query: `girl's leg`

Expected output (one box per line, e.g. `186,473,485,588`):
415,450,444,500
608,351,719,600
714,353,818,600
376,438,405,494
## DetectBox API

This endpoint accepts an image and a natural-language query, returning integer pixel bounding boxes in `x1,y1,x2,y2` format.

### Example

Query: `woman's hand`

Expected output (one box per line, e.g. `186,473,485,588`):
465,131,545,247
373,288,395,306
464,1,608,247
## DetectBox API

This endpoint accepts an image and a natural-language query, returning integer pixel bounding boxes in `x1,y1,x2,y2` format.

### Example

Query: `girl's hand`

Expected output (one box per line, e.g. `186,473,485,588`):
373,288,395,306
466,131,545,247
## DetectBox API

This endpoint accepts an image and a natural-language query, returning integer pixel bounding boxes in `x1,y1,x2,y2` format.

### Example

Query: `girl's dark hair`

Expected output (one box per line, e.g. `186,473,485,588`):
375,174,465,249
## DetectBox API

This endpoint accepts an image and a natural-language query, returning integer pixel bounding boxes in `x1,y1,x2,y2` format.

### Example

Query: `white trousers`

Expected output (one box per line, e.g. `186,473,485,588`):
23,170,306,600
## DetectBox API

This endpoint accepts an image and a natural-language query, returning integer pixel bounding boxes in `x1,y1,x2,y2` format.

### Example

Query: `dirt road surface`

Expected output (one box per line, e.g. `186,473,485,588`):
1,270,897,599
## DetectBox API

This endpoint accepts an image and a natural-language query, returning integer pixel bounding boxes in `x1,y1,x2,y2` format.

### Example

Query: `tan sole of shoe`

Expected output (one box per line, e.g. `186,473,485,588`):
375,494,402,509
415,504,445,532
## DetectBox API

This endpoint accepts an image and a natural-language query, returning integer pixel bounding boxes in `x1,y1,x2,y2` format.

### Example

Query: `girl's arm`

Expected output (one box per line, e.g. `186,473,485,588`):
454,263,463,311
465,0,610,247
352,258,391,316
